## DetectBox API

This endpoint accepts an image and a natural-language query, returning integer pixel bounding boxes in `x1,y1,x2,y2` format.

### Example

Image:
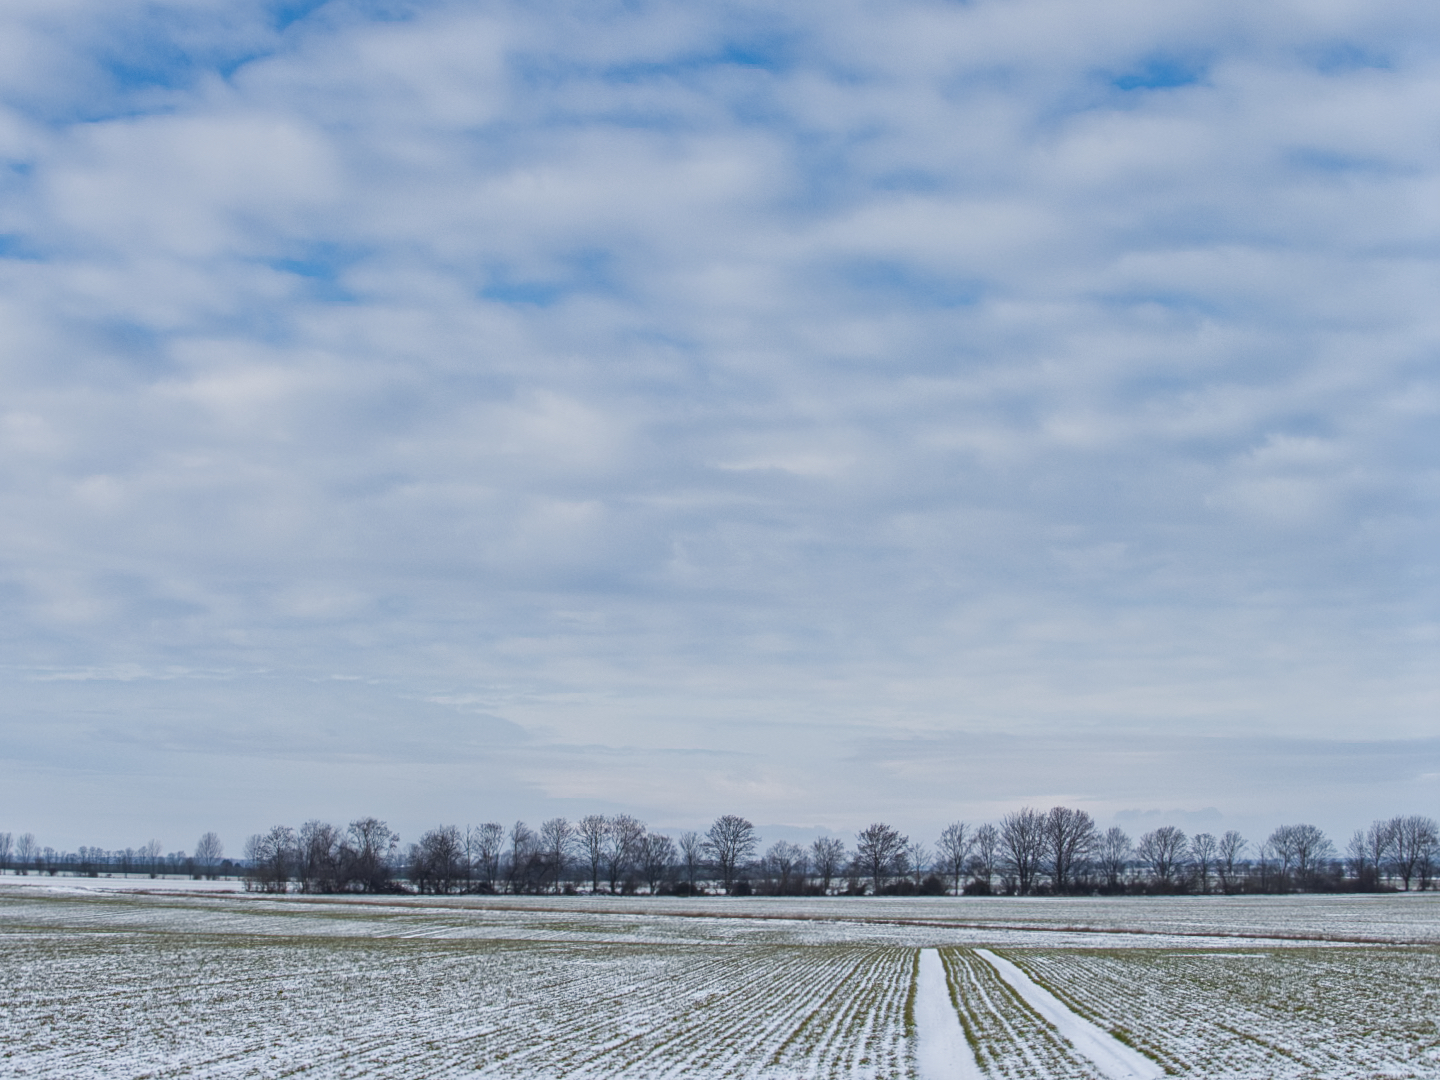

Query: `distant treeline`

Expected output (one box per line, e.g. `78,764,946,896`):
4,809,1436,896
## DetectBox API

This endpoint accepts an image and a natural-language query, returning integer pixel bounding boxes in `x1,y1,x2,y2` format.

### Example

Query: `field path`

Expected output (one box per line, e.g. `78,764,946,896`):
975,949,1163,1080
916,948,984,1080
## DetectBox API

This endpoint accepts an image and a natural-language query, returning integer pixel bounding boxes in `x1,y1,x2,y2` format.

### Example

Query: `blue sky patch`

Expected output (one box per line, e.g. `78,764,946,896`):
1111,56,1206,91
840,260,984,309
266,245,362,301
268,0,333,33
1310,43,1392,75
481,280,569,306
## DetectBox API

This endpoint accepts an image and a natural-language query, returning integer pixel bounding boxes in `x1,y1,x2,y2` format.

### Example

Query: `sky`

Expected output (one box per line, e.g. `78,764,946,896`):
1,0,1437,856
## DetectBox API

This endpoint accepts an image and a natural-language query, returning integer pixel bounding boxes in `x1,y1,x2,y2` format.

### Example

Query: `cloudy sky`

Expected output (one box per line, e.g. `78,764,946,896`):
2,0,1436,853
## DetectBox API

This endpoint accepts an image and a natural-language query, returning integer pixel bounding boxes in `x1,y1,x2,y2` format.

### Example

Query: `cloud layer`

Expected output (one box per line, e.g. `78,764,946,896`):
1,0,1436,848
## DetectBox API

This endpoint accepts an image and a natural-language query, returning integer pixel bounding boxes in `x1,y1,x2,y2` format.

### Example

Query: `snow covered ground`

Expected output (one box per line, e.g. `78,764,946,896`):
0,874,245,893
2,885,1436,1078
9,876,1437,943
915,949,983,1080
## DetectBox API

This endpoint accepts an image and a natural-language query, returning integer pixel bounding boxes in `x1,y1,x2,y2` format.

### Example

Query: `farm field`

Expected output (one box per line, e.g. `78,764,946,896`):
1010,946,1440,1079
2,882,1437,1078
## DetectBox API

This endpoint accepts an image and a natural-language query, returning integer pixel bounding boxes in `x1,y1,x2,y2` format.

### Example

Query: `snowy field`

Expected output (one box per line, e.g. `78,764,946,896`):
2,882,1437,1079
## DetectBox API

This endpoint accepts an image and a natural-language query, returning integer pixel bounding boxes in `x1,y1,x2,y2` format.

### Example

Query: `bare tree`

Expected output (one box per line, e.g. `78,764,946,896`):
1420,831,1438,892
411,825,466,894
298,821,341,892
1365,820,1396,888
142,839,164,878
506,820,537,893
905,842,931,888
679,831,705,892
935,822,971,896
810,837,846,895
705,815,759,893
1254,838,1280,891
471,823,504,891
889,843,909,885
76,845,99,876
765,841,806,894
194,832,224,880
539,817,574,893
1346,829,1370,887
0,831,12,874
791,843,812,892
1190,833,1218,894
244,826,296,892
1347,820,1393,890
1266,825,1298,889
998,808,1045,895
1390,815,1440,891
640,833,677,894
1217,830,1246,894
969,823,999,892
1097,826,1131,891
1136,826,1187,889
855,823,908,895
1264,823,1332,891
605,815,646,894
14,833,37,875
1288,824,1334,889
343,817,399,893
1044,807,1096,894
578,815,610,894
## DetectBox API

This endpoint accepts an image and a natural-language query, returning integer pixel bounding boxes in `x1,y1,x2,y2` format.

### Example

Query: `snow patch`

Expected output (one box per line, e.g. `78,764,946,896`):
915,949,984,1080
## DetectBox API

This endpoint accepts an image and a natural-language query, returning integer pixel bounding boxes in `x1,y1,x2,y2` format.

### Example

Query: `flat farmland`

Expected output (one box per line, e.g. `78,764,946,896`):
2,884,1437,1079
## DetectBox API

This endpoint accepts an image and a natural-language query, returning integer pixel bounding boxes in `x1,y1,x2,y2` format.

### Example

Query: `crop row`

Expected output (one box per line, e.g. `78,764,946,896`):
938,948,1106,1080
0,919,915,1079
1009,947,1440,1079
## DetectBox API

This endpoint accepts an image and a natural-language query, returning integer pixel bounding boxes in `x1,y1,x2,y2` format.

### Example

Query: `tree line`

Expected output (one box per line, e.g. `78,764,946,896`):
3,809,1435,895
0,832,231,880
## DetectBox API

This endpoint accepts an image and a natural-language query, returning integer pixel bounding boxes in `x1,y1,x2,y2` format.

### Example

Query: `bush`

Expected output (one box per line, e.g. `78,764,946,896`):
919,874,947,895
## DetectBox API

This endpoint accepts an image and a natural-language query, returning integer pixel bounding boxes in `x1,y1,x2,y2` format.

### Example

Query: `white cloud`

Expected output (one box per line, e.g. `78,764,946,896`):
0,0,1436,845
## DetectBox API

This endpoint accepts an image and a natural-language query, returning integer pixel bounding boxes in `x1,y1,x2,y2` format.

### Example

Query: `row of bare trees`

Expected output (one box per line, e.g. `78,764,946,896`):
243,818,401,893
6,811,1436,896
756,812,1437,896
230,813,763,895
0,832,228,879
1346,816,1440,892
247,809,1439,896
968,809,1321,895
933,809,1438,895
